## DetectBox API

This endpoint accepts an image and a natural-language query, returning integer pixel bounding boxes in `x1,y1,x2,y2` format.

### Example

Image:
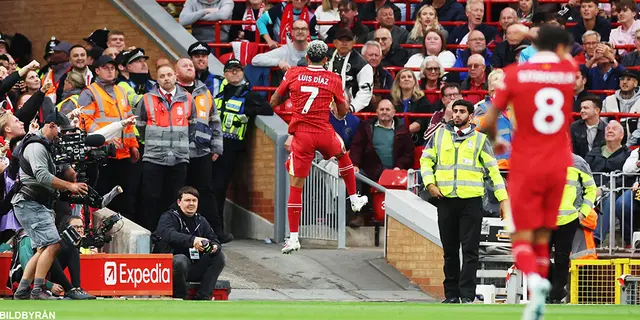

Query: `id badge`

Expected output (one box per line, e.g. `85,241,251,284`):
189,247,200,260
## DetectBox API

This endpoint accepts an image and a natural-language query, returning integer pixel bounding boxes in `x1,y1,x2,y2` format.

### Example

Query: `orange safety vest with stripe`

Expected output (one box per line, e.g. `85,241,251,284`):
42,67,70,104
571,209,598,260
79,83,138,159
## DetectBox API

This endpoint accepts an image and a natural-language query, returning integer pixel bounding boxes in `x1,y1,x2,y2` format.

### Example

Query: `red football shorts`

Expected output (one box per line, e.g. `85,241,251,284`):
508,168,568,231
285,131,346,178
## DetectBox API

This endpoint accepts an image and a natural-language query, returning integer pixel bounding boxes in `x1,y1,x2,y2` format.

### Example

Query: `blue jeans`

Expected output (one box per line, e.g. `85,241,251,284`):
596,190,636,244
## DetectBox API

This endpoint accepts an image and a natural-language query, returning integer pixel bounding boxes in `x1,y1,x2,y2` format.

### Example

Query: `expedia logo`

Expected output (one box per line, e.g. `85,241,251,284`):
104,262,171,288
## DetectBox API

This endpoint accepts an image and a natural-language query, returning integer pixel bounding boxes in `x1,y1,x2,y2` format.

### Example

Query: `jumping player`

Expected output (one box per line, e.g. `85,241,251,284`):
270,40,368,254
483,26,577,320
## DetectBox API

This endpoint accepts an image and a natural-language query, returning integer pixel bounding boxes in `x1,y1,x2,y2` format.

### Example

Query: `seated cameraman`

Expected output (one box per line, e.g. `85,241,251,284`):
11,111,89,300
152,186,225,300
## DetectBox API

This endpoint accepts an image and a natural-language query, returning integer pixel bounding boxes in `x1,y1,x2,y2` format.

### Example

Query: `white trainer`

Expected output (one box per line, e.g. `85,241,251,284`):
522,274,551,320
281,238,301,254
350,195,369,212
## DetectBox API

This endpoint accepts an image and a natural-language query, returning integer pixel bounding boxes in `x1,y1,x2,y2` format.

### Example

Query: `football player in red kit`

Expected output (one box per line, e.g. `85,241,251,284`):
270,40,368,254
483,26,577,320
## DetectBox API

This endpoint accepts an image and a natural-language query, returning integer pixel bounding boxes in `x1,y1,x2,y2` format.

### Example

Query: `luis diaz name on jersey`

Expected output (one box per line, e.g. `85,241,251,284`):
297,74,329,86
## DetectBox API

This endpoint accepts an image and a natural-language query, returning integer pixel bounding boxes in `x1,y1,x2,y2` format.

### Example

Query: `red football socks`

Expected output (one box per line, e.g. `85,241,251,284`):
287,186,302,233
512,240,537,276
338,155,357,196
533,243,550,278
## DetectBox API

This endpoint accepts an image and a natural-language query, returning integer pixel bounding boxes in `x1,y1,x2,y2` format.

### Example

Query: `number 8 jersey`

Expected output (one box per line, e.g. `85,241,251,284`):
275,65,346,135
492,52,577,172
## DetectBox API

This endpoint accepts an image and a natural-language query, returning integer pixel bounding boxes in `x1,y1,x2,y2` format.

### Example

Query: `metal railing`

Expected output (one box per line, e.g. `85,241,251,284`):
299,159,347,248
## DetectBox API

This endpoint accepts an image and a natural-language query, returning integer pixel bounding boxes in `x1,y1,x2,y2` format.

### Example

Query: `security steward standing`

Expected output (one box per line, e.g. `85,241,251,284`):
11,112,88,300
56,70,86,115
78,55,140,217
175,58,230,243
136,64,195,231
211,59,272,237
420,99,507,304
548,153,597,304
188,41,224,96
152,186,225,300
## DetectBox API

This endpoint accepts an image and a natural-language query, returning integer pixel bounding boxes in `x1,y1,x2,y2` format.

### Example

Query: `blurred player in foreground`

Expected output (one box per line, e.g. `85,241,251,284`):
483,25,577,320
270,40,369,254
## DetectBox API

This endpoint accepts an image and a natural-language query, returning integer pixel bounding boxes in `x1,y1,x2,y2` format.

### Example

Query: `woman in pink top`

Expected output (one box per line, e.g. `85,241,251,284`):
609,0,640,56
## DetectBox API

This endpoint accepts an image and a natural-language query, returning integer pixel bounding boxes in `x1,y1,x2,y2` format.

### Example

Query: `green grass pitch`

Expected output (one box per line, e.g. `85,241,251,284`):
4,301,640,320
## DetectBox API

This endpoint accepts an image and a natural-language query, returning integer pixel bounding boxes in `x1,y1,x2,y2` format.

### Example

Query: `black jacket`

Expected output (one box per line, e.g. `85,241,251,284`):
152,208,221,258
326,20,369,44
584,145,632,187
448,24,497,46
622,51,640,67
570,119,606,159
572,15,612,44
358,1,402,22
381,44,409,67
491,40,527,68
393,96,432,146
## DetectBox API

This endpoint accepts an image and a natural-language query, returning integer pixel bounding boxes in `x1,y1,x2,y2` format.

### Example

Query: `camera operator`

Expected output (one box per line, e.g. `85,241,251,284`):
11,112,88,300
152,186,225,300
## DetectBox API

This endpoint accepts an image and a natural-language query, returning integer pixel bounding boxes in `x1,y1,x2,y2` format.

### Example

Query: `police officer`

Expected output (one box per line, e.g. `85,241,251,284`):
549,153,596,303
211,59,272,237
11,112,88,300
420,99,507,304
188,41,224,96
117,48,156,109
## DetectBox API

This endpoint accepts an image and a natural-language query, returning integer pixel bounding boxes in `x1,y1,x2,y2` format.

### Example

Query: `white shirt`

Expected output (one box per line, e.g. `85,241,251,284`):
159,86,177,100
610,20,640,56
586,123,598,150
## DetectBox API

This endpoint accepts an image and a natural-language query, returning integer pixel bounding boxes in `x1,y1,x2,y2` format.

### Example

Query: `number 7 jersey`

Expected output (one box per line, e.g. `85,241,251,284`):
275,65,346,134
492,52,577,171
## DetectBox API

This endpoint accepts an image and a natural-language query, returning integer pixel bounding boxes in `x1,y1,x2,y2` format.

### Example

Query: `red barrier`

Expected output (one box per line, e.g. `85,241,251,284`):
0,252,173,297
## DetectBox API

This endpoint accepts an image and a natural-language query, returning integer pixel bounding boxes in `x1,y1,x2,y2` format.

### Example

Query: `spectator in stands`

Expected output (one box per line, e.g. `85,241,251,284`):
408,5,449,52
391,69,431,146
572,0,612,44
252,20,309,71
153,186,225,300
22,71,41,97
38,37,60,80
602,70,640,115
230,0,271,42
557,0,581,22
574,68,589,112
349,99,414,226
362,41,392,111
492,7,518,44
491,23,529,68
622,29,640,67
405,30,456,76
78,56,139,219
584,43,625,92
374,28,409,67
257,0,318,48
413,0,465,32
326,0,369,44
103,47,119,60
610,0,640,57
418,56,445,105
461,54,488,105
473,69,512,169
188,42,223,96
86,47,102,69
83,29,108,51
0,34,8,55
586,121,632,245
517,0,538,23
211,60,273,239
571,94,606,159
106,30,126,52
175,58,228,243
179,0,234,43
580,30,601,67
358,0,401,22
423,97,454,143
57,71,86,116
41,41,72,105
365,5,408,46
55,45,94,103
452,30,491,81
314,0,340,41
324,29,373,113
448,0,497,45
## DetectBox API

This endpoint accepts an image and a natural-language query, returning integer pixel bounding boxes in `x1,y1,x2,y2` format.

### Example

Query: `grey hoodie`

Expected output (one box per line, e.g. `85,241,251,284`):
603,88,640,114
179,0,234,42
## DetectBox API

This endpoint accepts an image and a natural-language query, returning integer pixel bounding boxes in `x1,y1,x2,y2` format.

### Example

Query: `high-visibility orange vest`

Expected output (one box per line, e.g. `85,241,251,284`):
42,67,71,104
571,209,598,260
79,82,138,159
142,91,192,163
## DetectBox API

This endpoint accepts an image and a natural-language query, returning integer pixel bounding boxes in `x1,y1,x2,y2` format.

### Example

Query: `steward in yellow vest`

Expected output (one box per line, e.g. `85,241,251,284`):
420,100,507,303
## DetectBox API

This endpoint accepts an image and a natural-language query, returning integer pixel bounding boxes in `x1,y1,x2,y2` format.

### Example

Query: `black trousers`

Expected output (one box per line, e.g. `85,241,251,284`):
186,155,220,233
95,158,132,217
49,242,81,291
173,252,225,300
548,218,580,300
211,144,241,234
437,196,483,299
141,162,188,231
128,144,145,224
